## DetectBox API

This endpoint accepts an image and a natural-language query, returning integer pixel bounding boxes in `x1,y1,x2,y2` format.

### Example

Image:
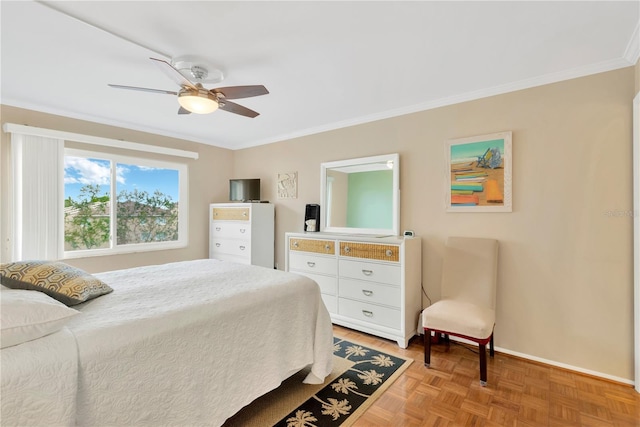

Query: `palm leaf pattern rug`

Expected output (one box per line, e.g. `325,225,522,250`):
274,337,410,427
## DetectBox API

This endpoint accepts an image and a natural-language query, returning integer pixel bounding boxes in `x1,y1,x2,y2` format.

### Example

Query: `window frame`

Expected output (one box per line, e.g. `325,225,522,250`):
63,148,188,259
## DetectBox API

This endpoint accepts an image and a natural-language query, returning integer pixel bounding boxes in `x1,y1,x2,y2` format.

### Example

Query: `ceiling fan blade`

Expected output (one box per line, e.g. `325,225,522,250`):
219,100,260,118
108,84,177,95
178,107,191,115
212,85,269,100
150,57,197,90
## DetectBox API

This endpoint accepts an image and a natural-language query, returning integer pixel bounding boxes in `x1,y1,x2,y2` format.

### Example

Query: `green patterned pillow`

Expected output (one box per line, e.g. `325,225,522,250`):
0,261,113,306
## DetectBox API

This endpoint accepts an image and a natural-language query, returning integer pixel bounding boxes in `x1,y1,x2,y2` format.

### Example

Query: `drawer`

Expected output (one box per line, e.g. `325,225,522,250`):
321,294,337,314
338,298,400,329
289,253,337,275
293,271,337,296
338,278,400,308
212,207,250,221
339,241,399,262
339,259,401,285
289,238,335,255
210,238,251,257
209,252,250,265
211,221,251,239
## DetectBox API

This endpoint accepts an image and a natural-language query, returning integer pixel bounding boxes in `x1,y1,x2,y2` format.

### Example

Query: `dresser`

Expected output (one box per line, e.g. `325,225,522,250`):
209,203,274,268
285,232,422,348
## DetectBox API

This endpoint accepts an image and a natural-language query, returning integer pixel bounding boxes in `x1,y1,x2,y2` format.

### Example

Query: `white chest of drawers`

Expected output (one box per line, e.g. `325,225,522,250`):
209,203,274,268
285,232,422,348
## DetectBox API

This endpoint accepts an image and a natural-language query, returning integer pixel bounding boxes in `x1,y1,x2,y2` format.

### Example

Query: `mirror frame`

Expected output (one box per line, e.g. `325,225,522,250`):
320,153,400,236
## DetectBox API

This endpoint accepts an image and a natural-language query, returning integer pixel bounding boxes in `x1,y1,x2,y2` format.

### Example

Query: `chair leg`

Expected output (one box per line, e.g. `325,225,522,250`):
424,329,431,367
479,343,487,386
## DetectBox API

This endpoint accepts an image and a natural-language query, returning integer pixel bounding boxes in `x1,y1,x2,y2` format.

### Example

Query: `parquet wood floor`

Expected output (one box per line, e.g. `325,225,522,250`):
332,326,640,427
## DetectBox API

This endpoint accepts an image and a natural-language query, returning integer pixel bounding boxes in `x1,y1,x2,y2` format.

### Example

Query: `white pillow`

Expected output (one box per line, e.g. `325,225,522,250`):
1,289,79,349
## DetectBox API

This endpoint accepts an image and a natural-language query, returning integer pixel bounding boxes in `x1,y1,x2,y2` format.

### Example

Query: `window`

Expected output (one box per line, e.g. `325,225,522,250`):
63,149,188,257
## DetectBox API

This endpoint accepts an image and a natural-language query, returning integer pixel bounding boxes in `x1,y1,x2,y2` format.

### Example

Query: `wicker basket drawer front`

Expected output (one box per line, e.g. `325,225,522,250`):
212,207,250,221
339,242,399,262
289,253,337,275
338,299,400,329
289,238,335,255
339,259,401,286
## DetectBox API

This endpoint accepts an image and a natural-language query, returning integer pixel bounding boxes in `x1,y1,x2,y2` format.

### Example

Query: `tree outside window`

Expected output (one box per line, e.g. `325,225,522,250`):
64,152,186,255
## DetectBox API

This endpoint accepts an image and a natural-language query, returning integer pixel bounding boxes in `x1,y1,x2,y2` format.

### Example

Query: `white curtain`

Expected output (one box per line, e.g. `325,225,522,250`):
10,133,64,261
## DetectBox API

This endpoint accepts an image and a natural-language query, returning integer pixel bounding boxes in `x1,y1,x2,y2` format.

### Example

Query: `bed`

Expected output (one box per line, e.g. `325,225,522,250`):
0,259,334,426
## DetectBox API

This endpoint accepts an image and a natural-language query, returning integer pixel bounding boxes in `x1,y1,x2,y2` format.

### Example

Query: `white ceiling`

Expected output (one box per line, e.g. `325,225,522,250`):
2,1,639,150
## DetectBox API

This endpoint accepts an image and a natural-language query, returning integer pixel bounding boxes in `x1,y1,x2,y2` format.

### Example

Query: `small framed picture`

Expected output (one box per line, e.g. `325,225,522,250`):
445,131,512,212
277,172,298,199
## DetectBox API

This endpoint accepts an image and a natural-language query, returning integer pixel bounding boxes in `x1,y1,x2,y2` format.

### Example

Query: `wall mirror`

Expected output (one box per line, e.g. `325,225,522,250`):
320,153,399,236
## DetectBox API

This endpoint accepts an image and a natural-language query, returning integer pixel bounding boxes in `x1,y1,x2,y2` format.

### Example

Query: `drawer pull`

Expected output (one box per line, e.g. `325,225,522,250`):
385,249,393,257
325,244,331,251
293,241,299,248
215,226,221,231
307,261,316,267
240,228,246,234
215,243,221,247
239,245,246,251
242,212,247,217
362,310,373,317
362,289,373,297
361,269,373,276
344,246,351,253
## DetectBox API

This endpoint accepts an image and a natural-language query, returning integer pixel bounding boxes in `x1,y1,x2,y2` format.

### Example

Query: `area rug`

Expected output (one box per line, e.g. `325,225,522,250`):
224,336,412,427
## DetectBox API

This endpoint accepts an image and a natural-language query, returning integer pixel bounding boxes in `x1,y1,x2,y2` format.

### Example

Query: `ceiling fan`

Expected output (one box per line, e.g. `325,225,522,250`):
109,57,268,118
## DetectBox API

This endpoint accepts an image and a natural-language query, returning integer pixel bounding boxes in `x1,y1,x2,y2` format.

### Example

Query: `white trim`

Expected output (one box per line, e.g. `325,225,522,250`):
2,123,199,160
234,57,634,149
624,22,640,65
633,92,639,393
495,345,634,386
2,56,632,152
440,334,635,386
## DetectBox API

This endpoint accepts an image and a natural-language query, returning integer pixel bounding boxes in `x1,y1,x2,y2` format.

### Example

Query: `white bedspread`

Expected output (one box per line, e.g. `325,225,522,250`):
68,259,333,426
0,328,78,427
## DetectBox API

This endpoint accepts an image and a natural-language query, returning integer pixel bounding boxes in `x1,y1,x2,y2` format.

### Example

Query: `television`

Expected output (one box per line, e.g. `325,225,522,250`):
229,178,261,202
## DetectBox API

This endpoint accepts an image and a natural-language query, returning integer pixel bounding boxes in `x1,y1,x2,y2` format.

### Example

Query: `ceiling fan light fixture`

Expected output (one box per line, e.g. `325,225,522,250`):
178,88,219,114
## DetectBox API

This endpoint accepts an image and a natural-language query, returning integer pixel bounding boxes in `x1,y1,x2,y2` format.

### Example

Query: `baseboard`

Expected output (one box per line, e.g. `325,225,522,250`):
437,334,635,386
494,345,634,386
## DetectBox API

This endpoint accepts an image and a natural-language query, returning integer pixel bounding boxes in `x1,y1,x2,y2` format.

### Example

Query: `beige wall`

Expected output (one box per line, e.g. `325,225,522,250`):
0,66,635,381
0,105,233,272
636,58,640,94
233,67,636,380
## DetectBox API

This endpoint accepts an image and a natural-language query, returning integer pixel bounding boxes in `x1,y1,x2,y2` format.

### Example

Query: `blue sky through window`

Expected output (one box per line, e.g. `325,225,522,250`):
64,156,179,201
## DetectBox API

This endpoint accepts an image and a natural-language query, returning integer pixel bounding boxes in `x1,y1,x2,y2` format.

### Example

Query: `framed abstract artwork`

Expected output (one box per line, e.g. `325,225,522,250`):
445,131,512,212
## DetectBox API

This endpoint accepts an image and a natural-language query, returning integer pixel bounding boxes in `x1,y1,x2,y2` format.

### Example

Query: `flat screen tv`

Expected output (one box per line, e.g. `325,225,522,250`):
229,178,261,202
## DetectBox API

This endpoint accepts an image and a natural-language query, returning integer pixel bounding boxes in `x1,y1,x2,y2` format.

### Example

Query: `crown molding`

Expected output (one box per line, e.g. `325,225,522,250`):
4,54,635,152
239,57,634,150
624,21,640,64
